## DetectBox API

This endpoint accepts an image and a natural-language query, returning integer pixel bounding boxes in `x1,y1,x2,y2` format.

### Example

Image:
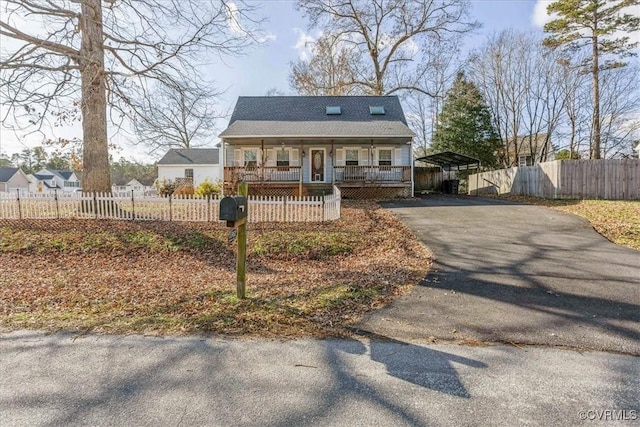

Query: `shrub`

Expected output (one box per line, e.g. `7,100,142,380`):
154,178,176,197
195,180,222,197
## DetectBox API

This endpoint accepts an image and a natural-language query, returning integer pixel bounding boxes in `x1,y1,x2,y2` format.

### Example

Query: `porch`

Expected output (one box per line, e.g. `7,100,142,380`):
223,165,411,184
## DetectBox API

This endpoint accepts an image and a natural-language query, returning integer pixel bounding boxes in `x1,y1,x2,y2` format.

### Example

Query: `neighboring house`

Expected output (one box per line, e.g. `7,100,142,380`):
157,148,221,188
218,96,415,197
0,167,30,193
29,168,81,193
504,134,554,167
112,178,154,195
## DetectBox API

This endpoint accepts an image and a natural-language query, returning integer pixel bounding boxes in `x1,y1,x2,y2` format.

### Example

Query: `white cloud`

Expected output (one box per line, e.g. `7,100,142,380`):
532,0,554,28
292,28,322,61
257,32,277,43
226,2,243,34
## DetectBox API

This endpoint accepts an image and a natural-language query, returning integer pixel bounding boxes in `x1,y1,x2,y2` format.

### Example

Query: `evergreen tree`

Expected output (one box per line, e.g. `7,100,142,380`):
543,0,640,159
432,73,500,168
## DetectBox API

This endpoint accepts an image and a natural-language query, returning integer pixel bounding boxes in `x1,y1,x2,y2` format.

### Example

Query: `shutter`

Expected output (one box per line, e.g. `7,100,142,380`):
394,148,403,166
291,149,299,166
234,149,242,166
359,148,369,166
266,149,276,167
373,149,379,165
336,149,345,166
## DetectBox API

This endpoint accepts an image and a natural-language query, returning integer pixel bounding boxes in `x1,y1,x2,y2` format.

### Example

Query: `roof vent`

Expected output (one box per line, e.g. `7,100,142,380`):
326,106,341,115
370,106,385,115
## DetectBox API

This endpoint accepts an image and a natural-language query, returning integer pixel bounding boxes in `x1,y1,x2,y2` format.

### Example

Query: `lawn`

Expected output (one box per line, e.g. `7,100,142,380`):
500,196,640,250
0,201,431,337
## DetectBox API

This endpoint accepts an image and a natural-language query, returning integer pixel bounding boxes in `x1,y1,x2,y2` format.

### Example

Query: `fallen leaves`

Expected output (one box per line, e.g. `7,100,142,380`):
499,196,640,250
0,201,432,337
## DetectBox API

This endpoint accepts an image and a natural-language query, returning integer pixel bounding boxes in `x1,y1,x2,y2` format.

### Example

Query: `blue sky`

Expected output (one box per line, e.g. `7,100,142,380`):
218,0,546,106
2,0,636,162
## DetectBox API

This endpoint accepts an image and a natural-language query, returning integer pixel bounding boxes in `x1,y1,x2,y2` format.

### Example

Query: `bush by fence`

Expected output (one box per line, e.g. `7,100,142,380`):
0,186,341,222
468,159,640,200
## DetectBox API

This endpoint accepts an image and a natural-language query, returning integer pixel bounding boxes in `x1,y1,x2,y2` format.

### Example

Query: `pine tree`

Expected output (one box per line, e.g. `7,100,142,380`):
432,73,500,168
543,0,640,159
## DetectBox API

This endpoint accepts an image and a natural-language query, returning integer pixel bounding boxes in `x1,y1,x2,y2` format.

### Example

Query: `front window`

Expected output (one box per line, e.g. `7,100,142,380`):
346,149,359,166
378,149,392,166
64,181,79,187
244,150,258,168
185,168,194,180
276,150,290,167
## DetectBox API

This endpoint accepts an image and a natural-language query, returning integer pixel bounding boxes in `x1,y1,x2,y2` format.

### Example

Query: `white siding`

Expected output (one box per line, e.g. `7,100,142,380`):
157,164,222,187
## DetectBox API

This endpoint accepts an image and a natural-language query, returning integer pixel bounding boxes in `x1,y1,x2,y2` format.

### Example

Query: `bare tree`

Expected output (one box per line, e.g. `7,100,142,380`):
405,39,463,156
543,0,640,159
1,0,264,192
295,0,478,96
132,83,223,154
289,33,364,95
598,64,640,158
470,30,567,167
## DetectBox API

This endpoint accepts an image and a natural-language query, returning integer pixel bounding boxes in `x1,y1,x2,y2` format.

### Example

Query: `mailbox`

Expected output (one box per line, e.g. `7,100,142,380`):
220,196,247,226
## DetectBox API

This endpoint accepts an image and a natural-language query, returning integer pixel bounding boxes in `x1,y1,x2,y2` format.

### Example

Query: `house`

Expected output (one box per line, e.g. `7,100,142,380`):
635,141,640,158
0,167,30,193
29,168,81,193
504,134,554,167
112,178,154,195
157,148,221,188
218,96,415,197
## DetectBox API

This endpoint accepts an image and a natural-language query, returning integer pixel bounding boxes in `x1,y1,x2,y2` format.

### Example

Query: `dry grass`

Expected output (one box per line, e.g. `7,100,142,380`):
0,201,431,337
499,196,640,250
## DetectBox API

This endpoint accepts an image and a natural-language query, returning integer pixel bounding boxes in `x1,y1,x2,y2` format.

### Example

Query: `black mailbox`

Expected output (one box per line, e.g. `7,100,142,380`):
220,196,247,225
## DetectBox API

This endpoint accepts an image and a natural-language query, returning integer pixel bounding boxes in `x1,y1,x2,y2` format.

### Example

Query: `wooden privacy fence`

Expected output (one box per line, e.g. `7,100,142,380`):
468,159,640,200
0,186,342,222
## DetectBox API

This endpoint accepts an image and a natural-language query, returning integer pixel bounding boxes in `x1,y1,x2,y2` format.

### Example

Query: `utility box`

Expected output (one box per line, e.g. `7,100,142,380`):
220,196,247,226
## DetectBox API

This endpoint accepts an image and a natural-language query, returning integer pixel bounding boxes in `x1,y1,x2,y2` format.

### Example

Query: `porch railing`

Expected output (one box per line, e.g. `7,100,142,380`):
333,166,411,183
224,166,301,182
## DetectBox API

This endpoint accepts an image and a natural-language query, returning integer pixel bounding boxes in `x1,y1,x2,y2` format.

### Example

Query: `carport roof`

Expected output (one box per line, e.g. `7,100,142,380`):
416,151,480,170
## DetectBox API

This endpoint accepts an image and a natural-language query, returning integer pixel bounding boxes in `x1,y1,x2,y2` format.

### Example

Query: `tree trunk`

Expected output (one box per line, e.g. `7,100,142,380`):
591,11,601,160
79,0,111,193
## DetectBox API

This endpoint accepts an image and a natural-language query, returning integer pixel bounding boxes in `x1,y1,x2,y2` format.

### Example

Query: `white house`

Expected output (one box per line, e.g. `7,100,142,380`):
157,148,221,188
0,167,30,193
29,168,81,193
218,96,414,198
112,178,154,195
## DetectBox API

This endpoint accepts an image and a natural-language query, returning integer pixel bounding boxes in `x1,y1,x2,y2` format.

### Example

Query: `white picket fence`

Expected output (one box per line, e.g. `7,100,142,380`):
0,186,341,222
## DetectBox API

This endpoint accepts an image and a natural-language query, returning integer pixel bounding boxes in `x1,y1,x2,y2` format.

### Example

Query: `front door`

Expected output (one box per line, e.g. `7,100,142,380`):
311,149,325,182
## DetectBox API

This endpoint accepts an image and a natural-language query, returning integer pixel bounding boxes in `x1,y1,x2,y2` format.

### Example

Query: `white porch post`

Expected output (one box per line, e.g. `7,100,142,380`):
220,140,225,196
410,137,414,196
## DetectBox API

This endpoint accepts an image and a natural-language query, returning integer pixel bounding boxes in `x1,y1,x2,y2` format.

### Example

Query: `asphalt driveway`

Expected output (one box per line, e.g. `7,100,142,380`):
355,195,640,354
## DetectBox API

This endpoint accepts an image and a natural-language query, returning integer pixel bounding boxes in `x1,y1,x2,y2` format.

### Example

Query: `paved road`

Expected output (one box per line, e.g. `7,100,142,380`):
1,331,639,426
356,195,640,354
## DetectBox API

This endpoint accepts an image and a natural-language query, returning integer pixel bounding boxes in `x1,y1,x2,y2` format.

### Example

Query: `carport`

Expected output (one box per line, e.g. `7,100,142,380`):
415,151,481,195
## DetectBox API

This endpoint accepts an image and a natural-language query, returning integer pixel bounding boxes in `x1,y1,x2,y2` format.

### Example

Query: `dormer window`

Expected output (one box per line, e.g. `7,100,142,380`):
369,106,385,115
326,106,341,115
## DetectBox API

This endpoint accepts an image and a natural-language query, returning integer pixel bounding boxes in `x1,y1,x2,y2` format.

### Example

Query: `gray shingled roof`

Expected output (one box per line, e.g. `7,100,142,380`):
0,167,20,183
220,120,414,138
220,96,414,139
157,148,219,165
